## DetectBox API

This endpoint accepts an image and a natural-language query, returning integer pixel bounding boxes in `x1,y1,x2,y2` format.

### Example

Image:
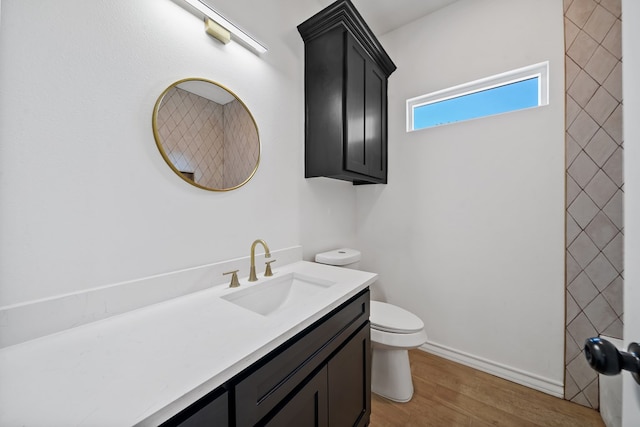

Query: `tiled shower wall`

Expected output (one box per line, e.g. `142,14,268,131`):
156,87,258,189
564,0,623,409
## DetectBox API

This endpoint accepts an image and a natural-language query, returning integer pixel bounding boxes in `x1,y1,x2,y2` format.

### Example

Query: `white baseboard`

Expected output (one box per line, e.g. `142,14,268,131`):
420,341,564,398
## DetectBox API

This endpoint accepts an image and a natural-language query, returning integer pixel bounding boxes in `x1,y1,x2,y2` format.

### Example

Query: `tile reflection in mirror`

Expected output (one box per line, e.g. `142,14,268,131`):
152,78,260,191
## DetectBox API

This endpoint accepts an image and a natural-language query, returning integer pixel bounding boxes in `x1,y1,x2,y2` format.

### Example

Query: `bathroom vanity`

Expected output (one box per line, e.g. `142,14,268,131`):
0,259,376,426
164,289,371,427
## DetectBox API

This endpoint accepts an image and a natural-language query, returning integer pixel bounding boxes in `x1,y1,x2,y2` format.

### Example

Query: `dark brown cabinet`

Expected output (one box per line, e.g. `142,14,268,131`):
261,324,371,427
264,366,329,427
298,0,396,184
162,289,371,427
160,386,228,427
328,324,371,427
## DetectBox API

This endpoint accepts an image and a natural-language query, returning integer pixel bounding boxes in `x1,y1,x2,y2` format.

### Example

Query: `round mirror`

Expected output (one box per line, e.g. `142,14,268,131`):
152,78,260,191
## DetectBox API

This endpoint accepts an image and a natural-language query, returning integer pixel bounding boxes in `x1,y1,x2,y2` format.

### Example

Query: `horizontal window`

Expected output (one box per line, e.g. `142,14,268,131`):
407,61,549,131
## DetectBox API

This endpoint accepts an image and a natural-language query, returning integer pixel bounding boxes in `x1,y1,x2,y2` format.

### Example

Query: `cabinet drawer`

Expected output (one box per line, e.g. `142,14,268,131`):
235,289,370,427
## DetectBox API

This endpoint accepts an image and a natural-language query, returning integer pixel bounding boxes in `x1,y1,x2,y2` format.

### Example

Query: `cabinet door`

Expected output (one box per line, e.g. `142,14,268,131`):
364,63,386,181
160,387,228,427
344,34,387,182
327,323,371,427
344,34,368,177
263,366,328,427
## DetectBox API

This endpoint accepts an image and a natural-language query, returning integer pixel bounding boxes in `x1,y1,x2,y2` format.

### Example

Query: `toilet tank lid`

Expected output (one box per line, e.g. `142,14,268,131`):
315,248,361,265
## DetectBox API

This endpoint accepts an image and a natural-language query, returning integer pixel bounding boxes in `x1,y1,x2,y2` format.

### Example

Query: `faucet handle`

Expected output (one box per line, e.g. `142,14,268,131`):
264,260,276,277
223,270,240,288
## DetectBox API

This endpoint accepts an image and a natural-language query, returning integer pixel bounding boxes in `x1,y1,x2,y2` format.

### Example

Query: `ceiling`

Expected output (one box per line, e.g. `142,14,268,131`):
317,0,460,35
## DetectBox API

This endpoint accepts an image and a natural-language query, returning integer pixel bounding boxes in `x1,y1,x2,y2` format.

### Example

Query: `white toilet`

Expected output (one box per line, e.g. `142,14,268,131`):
315,248,428,402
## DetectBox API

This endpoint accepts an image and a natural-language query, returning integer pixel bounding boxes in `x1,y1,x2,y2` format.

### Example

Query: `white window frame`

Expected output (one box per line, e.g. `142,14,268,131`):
406,61,549,132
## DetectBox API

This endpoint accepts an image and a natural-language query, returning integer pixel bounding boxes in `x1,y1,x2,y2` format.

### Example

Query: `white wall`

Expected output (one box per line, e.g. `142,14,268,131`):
0,0,355,307
622,1,640,425
357,0,566,392
0,0,573,399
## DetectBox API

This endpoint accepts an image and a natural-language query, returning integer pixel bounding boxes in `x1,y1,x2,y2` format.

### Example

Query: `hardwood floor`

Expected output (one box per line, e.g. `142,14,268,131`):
370,350,605,427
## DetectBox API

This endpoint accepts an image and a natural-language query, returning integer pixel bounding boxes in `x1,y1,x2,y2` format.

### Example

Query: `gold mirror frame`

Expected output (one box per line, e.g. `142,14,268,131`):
152,78,260,192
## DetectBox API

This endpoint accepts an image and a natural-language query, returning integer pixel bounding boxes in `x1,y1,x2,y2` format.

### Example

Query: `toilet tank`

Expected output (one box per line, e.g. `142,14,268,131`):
315,248,361,269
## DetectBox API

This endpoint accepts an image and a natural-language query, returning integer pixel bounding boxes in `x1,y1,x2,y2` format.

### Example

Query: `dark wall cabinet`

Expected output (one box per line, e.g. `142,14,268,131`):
298,0,396,184
161,289,371,427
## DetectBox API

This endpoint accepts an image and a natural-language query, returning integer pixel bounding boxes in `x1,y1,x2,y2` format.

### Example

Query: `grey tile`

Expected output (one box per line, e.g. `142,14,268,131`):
583,4,616,43
566,0,598,28
584,170,618,208
567,251,582,284
603,232,624,273
567,214,582,246
566,95,582,130
568,70,600,109
585,253,619,291
583,378,600,409
567,292,582,324
603,189,624,229
600,0,621,19
585,211,618,250
567,333,599,389
571,391,594,409
567,313,598,353
584,128,617,167
566,329,583,364
568,191,599,228
584,294,618,331
602,19,622,59
568,151,599,188
602,275,624,316
603,61,622,102
568,31,599,69
568,270,599,307
564,0,574,13
565,368,581,400
568,110,600,149
602,316,623,339
585,45,617,85
602,148,623,187
567,174,582,206
603,104,623,145
585,87,618,127
568,232,600,269
565,17,581,50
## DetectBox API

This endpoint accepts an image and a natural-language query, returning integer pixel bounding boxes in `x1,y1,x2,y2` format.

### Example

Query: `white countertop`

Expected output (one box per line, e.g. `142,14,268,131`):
0,261,377,426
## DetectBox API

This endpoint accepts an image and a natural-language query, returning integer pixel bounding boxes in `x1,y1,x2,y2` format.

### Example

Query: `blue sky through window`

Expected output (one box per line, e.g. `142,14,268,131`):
413,77,540,129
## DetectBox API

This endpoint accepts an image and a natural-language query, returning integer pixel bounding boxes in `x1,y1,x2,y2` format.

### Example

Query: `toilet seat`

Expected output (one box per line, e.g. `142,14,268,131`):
370,301,424,334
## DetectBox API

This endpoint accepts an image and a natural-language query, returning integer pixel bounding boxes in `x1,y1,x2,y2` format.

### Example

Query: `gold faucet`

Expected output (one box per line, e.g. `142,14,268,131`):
264,259,276,277
223,270,240,288
249,239,271,281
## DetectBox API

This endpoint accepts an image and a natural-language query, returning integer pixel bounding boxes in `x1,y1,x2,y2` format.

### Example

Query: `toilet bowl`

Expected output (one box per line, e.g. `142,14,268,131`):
370,301,427,402
315,248,428,402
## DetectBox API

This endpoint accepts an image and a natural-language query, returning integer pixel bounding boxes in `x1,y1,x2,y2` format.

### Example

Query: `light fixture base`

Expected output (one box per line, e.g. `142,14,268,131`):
204,18,231,44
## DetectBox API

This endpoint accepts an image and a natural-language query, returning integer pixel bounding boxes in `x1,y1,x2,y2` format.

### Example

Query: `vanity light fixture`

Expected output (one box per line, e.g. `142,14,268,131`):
183,0,268,54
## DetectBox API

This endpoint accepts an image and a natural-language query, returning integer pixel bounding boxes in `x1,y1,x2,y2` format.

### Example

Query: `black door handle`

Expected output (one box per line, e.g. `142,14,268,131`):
584,337,640,385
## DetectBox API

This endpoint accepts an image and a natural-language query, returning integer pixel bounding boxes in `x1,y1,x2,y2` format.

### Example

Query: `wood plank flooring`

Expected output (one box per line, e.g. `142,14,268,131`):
370,350,605,427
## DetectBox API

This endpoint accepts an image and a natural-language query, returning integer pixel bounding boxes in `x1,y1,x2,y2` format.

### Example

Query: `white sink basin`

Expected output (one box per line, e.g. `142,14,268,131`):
221,272,336,316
